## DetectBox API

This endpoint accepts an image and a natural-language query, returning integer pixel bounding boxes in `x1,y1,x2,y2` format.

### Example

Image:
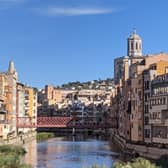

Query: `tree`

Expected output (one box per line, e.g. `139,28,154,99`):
113,158,159,168
156,155,168,168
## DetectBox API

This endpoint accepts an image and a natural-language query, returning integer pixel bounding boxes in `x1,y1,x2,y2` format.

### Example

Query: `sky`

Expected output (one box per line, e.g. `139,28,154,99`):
0,0,168,88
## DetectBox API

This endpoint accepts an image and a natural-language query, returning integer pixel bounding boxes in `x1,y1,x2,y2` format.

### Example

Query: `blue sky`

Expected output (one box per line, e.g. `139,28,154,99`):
0,0,168,88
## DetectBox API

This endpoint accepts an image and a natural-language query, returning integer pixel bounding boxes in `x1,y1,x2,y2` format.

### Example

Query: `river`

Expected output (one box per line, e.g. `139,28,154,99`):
24,136,120,168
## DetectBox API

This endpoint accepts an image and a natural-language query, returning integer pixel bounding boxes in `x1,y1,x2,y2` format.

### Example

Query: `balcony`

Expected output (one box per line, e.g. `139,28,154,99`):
152,125,168,144
161,110,168,125
149,110,168,125
153,137,168,144
149,119,162,125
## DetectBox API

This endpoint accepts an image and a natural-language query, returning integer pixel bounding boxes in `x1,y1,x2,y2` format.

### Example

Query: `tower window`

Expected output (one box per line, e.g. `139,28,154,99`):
139,44,141,50
131,42,134,50
136,42,138,50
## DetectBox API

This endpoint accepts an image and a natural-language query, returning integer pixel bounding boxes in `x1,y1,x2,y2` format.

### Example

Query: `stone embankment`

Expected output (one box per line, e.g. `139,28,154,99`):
110,130,168,160
0,131,36,145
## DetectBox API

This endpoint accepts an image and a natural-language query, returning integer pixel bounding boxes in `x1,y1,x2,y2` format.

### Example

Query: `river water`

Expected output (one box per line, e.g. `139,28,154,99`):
24,136,120,168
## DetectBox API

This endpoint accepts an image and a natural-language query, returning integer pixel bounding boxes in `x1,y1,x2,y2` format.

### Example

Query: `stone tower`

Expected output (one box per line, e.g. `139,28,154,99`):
127,30,142,58
8,60,18,80
6,61,18,135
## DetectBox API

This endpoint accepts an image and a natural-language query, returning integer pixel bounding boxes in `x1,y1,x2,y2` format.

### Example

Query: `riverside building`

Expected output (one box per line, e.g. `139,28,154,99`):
111,30,168,148
0,61,37,140
149,73,168,144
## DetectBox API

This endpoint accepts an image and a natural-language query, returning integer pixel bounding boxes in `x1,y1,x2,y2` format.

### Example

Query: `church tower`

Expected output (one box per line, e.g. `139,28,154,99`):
8,60,18,80
127,30,142,58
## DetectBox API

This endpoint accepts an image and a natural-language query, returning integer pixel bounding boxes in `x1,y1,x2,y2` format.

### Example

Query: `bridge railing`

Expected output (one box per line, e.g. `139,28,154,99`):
37,117,72,128
17,117,36,128
16,116,118,129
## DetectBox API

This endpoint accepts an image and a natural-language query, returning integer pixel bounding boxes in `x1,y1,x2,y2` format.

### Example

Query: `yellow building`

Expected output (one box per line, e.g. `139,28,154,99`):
25,87,37,129
150,60,168,75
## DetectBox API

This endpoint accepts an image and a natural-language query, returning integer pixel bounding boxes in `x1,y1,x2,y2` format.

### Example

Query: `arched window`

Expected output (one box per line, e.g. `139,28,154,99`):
131,42,134,50
136,42,138,50
139,43,141,50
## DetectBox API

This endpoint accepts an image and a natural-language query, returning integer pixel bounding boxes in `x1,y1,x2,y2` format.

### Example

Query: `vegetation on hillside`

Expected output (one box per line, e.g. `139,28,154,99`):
61,78,114,90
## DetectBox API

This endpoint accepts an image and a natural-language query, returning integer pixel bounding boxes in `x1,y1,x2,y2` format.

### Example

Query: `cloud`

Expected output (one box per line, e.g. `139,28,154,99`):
35,7,114,16
0,0,25,8
0,0,25,3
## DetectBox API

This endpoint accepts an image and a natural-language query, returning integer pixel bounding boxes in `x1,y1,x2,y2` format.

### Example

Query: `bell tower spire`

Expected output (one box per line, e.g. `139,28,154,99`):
8,61,15,73
8,60,18,80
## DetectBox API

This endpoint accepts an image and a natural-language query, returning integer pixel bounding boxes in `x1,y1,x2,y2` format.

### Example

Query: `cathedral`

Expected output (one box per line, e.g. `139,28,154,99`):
114,30,143,85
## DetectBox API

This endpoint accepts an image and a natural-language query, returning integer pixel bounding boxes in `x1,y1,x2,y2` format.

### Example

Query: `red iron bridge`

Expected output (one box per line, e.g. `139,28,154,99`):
16,116,117,129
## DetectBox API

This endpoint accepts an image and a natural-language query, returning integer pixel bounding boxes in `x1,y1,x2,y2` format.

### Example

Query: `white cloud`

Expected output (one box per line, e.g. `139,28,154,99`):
36,7,114,16
0,0,25,7
0,0,25,3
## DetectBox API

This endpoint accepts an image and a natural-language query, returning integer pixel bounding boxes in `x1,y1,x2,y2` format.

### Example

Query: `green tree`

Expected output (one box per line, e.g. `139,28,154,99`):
113,158,159,168
156,155,168,168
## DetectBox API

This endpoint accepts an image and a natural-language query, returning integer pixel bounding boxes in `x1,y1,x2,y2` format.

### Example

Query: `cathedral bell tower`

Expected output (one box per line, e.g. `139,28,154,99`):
127,30,142,59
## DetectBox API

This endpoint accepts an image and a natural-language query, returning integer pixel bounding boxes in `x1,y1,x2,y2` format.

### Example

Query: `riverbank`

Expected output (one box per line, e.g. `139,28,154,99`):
0,145,31,168
0,131,36,145
0,131,55,145
36,132,54,142
110,130,168,160
0,131,37,168
0,132,55,168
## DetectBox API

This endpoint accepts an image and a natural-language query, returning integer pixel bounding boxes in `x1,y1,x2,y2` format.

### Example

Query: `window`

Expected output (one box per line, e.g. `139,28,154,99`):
138,91,142,100
145,129,150,138
132,101,135,110
145,117,149,125
166,67,168,73
160,98,163,105
150,100,152,109
163,97,166,104
145,93,149,102
136,42,138,50
139,44,141,50
145,81,149,90
131,42,134,50
138,126,142,132
145,104,149,113
139,79,141,85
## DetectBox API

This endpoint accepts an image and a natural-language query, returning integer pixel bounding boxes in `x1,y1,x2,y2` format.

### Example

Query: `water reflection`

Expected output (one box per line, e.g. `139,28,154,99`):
24,136,119,168
24,139,37,167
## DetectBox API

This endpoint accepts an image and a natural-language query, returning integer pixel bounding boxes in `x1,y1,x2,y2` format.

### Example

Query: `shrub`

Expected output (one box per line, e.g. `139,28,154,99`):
113,158,159,168
0,145,31,168
91,166,107,168
0,145,26,156
156,155,168,168
36,132,54,142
